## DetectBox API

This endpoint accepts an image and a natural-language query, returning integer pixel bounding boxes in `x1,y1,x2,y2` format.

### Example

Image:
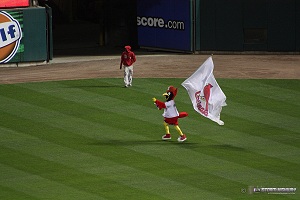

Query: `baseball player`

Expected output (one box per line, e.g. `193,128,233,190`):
120,45,136,87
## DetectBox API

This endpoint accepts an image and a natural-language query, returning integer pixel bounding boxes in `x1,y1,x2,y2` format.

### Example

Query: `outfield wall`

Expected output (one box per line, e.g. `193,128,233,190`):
137,0,300,52
199,0,300,52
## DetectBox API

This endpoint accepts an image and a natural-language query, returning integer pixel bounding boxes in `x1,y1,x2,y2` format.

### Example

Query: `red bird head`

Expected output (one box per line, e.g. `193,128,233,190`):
163,86,178,101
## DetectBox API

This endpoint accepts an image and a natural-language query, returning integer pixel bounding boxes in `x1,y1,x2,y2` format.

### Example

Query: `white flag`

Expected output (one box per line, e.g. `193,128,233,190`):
181,56,227,125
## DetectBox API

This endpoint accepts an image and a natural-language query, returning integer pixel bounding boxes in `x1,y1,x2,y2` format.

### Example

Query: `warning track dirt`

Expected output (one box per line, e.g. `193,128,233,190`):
0,54,299,84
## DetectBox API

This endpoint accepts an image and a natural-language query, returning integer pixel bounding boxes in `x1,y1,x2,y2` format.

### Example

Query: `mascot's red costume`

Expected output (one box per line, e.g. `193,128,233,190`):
152,86,188,142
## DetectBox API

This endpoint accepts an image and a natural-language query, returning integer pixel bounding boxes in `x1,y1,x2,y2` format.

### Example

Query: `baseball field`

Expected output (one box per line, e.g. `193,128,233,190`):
0,54,299,199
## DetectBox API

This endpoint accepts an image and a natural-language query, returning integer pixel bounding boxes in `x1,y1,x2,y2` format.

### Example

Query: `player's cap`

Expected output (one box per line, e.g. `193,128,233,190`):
124,45,131,51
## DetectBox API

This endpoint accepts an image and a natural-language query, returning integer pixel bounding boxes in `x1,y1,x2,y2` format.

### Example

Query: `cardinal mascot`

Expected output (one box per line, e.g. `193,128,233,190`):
152,86,188,142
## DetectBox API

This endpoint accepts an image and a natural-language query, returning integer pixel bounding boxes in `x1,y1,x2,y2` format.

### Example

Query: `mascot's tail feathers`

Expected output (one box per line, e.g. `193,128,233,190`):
179,112,188,118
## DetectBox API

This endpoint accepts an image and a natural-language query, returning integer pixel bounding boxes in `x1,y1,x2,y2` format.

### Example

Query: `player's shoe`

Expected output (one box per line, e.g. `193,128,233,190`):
177,134,187,142
162,134,171,140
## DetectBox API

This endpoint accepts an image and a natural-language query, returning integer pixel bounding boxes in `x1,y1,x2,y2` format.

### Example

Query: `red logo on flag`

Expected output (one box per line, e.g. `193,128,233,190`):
194,83,213,116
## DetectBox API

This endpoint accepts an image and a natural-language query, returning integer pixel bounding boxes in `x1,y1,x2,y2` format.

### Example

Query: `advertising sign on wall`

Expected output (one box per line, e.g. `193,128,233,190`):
0,7,51,64
137,0,193,52
0,11,24,63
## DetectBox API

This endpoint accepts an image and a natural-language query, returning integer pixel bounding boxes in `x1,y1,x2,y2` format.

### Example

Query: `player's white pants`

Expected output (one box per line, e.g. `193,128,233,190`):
124,65,133,86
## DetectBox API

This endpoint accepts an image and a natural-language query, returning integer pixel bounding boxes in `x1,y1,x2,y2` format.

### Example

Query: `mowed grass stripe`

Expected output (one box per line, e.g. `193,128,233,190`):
0,129,138,200
212,106,300,163
0,90,231,198
0,97,237,199
0,90,188,198
0,79,299,199
0,94,285,199
220,79,300,107
219,114,299,147
0,127,228,200
223,87,299,119
0,89,161,142
0,184,39,200
0,113,244,199
0,162,105,200
0,165,104,200
0,120,169,200
20,80,299,150
0,96,297,189
180,118,300,179
7,79,295,158
223,101,299,133
220,117,299,162
15,80,300,166
127,139,299,187
11,82,161,126
17,79,299,134
184,109,299,149
0,121,288,197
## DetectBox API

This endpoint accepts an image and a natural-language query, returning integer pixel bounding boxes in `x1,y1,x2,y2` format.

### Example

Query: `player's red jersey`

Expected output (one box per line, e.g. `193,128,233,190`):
120,47,136,66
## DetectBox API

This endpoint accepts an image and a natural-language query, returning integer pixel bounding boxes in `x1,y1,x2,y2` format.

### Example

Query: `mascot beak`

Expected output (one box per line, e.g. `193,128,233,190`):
163,92,173,101
162,86,178,101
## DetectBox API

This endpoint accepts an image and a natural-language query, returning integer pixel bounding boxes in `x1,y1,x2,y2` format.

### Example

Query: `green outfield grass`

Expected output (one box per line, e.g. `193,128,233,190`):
0,78,299,200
